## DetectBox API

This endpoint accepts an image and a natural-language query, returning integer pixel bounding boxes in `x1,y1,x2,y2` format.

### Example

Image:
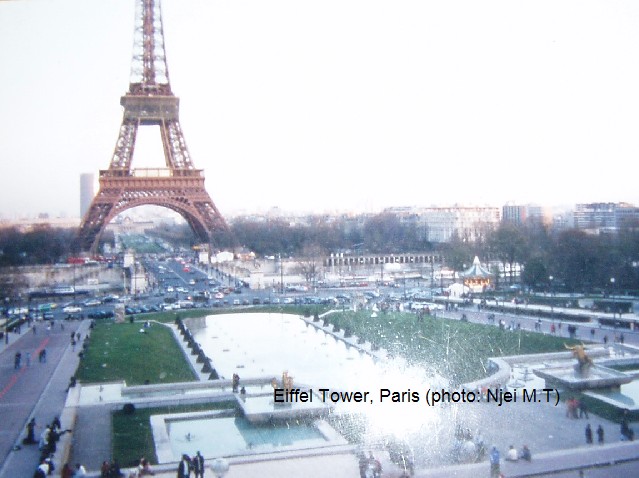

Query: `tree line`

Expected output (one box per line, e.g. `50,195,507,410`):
1,213,638,294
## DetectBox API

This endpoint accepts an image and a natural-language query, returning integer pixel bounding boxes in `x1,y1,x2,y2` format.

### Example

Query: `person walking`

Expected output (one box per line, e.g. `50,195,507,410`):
489,446,500,478
192,451,205,478
585,424,593,444
579,401,589,419
74,462,87,477
177,454,191,478
138,457,155,475
23,418,37,445
14,351,21,369
597,425,604,444
61,463,74,478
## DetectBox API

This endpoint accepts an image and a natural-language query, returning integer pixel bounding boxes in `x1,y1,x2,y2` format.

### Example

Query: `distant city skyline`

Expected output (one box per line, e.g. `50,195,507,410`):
2,0,639,220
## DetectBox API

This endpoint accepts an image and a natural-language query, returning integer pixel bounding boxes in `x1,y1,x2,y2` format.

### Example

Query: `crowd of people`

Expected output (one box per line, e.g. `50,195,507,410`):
566,397,589,419
100,460,126,478
21,414,78,477
12,319,90,478
488,443,534,478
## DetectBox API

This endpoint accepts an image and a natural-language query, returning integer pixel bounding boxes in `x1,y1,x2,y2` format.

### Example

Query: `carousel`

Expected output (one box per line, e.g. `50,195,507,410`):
460,256,493,293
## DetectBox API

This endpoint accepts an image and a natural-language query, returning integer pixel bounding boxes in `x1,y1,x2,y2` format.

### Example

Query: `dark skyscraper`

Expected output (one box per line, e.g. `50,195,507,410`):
80,173,94,218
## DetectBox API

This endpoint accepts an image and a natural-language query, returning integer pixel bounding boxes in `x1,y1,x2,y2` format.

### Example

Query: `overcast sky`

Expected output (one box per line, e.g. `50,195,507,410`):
1,0,639,220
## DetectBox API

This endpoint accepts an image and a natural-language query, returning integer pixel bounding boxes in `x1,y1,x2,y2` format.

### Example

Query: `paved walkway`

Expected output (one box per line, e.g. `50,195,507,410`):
86,441,639,478
0,318,90,478
444,304,639,348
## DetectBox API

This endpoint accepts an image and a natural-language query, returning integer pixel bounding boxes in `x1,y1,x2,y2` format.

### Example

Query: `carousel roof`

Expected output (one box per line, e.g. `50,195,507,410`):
460,256,492,278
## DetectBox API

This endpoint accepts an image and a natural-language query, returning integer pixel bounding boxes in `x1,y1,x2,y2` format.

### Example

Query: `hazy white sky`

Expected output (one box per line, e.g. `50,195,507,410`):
1,0,639,219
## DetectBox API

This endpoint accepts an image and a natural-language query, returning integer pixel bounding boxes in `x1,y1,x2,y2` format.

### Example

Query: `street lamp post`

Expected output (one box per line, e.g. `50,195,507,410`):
133,262,138,301
279,253,284,294
430,260,435,299
610,277,616,319
549,275,554,321
403,271,407,300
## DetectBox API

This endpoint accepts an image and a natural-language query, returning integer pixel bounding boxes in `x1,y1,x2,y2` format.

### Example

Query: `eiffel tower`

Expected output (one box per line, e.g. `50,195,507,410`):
76,0,228,252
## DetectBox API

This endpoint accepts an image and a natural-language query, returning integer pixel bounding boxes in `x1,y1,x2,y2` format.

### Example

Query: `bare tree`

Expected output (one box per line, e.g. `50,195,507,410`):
297,243,325,288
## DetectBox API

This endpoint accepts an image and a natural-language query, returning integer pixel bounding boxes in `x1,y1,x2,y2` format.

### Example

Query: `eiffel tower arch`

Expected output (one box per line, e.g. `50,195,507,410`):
76,0,228,253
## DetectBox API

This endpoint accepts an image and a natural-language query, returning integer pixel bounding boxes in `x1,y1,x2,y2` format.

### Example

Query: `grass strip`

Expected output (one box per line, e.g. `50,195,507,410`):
75,321,197,385
112,402,235,466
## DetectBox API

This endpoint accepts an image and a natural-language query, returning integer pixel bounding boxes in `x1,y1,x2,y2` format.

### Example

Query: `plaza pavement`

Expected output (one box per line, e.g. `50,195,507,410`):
1,309,639,477
0,318,89,478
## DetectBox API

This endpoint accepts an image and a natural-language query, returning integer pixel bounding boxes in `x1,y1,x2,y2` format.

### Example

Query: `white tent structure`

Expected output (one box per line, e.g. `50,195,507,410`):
447,282,471,298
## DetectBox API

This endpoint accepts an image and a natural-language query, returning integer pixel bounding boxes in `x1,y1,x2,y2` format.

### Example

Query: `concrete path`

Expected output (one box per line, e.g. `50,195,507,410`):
0,318,89,478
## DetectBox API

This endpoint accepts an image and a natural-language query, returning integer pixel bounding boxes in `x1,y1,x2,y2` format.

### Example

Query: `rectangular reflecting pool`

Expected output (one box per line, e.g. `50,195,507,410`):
187,312,438,393
170,416,326,455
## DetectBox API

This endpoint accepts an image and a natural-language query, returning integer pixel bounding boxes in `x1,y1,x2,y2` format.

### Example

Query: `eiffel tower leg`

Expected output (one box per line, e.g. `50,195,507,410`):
77,174,229,253
76,196,114,253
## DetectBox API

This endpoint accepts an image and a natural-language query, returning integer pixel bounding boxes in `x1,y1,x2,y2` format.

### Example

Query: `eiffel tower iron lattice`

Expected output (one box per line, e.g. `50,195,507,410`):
76,0,228,252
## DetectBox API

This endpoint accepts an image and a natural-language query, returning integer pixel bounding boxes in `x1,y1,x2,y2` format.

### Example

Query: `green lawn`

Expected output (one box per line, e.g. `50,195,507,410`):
326,310,581,384
75,321,197,385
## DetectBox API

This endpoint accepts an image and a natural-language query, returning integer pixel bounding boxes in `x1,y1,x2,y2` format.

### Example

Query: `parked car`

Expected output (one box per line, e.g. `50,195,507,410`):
63,305,83,314
88,310,114,319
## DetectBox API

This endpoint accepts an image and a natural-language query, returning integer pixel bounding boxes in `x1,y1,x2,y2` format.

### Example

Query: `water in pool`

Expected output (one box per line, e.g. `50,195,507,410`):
187,313,445,437
189,313,440,398
168,415,328,458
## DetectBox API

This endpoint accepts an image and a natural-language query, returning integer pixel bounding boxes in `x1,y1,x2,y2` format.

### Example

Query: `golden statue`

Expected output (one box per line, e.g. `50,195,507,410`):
565,344,593,372
282,371,294,391
271,371,294,391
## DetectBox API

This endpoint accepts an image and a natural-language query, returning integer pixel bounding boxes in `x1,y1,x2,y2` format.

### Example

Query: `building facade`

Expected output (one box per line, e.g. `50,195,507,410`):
502,203,552,226
388,206,501,243
574,202,639,233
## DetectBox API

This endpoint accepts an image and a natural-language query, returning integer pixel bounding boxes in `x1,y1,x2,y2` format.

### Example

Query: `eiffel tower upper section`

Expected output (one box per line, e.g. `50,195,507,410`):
76,0,228,252
112,0,193,171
